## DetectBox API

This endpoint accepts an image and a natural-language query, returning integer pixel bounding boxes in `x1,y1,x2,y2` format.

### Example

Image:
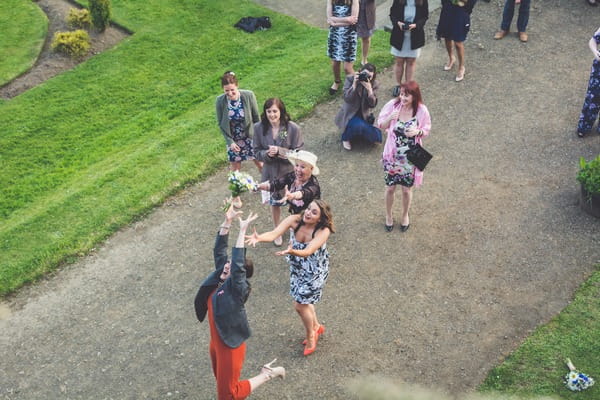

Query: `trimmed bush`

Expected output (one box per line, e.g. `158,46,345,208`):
90,0,111,32
51,30,91,58
67,8,92,30
578,155,600,195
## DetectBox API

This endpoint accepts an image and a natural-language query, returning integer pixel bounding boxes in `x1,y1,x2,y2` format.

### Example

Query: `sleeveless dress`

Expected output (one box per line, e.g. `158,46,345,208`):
383,117,417,187
226,98,255,162
327,2,357,62
391,0,420,59
286,231,330,304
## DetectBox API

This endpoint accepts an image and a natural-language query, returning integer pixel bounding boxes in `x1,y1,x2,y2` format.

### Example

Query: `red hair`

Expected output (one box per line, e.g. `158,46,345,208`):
399,81,423,117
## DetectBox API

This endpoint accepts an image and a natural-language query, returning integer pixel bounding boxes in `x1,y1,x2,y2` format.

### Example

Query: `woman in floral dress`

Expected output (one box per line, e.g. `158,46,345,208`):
215,71,263,174
246,200,334,357
378,81,431,232
577,27,600,138
327,0,359,94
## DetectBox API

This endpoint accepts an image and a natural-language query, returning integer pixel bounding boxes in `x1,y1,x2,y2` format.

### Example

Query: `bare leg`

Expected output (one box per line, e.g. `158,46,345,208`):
385,185,396,226
343,61,355,76
394,57,405,85
400,186,413,226
331,60,341,90
455,41,465,79
295,302,317,348
248,360,285,391
271,205,282,245
361,36,371,65
444,39,455,70
405,58,417,82
230,161,241,172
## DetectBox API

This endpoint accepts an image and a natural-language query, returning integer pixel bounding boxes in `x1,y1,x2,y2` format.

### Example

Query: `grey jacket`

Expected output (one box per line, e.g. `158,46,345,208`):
334,75,379,131
215,89,260,146
194,232,250,349
253,121,304,182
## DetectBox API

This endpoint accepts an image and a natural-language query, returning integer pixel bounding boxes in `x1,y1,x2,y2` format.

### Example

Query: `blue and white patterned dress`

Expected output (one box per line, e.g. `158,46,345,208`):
327,2,357,62
226,98,255,162
286,231,330,304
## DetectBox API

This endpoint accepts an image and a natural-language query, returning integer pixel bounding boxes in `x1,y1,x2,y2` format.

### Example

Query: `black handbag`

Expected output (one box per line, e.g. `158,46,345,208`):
234,16,271,33
406,142,433,171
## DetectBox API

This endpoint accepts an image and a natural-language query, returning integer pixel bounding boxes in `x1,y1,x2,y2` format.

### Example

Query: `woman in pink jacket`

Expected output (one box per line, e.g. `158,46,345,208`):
377,81,431,232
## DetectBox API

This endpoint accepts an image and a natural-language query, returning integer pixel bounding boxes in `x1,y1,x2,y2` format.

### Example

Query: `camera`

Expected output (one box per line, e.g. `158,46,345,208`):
358,70,370,82
403,21,412,30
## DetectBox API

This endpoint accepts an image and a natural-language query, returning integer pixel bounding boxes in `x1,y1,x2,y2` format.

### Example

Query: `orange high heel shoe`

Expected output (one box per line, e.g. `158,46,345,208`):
303,338,317,356
302,325,325,345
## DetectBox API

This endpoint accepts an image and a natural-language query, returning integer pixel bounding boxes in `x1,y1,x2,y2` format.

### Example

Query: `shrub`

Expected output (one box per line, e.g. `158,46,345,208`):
51,30,91,58
67,8,92,29
578,155,600,195
89,0,111,32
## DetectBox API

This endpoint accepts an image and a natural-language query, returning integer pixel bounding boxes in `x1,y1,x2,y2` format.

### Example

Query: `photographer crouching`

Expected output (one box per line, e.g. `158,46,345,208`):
334,63,382,151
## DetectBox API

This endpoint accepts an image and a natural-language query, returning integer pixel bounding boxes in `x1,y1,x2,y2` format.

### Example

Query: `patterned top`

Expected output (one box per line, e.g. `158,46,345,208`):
286,230,330,305
383,117,417,187
327,3,357,62
269,172,321,214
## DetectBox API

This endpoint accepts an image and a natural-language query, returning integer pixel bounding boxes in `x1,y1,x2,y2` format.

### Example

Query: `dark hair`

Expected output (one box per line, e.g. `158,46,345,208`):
220,71,238,87
295,199,335,237
260,98,291,134
398,80,423,117
361,63,377,83
244,258,254,279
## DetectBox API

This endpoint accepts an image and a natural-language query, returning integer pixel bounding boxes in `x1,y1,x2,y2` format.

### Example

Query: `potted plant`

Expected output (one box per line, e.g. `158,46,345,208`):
577,154,600,218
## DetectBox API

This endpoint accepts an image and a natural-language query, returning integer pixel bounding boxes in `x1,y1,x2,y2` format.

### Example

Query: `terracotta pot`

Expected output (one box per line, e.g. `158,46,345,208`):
580,184,600,218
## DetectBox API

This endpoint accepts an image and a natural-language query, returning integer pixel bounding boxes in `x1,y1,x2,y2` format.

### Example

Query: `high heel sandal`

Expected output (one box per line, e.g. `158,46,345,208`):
302,324,325,345
443,57,455,71
262,359,286,380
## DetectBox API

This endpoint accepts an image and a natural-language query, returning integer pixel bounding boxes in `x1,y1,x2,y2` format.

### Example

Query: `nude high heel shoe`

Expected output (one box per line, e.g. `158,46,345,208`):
262,359,286,379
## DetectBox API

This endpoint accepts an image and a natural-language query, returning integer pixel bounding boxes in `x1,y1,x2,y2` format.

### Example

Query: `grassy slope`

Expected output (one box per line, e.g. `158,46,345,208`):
479,265,600,399
0,0,48,86
0,0,391,295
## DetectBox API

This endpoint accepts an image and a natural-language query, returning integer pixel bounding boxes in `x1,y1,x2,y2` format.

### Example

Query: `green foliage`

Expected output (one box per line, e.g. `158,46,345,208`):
51,30,91,58
0,0,47,86
67,8,92,29
577,155,600,195
0,0,391,295
89,0,111,32
480,265,600,399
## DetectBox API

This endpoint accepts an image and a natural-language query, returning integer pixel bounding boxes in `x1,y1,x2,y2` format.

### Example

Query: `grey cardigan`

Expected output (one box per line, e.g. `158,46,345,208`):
215,89,260,146
253,121,304,182
194,232,250,349
334,75,379,131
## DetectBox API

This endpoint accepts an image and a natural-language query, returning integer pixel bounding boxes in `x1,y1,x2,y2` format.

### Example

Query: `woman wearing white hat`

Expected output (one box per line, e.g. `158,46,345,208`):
255,150,321,216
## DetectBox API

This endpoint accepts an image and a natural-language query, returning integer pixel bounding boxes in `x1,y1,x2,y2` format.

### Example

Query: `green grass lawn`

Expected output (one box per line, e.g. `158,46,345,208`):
479,265,600,399
0,0,391,295
0,0,48,87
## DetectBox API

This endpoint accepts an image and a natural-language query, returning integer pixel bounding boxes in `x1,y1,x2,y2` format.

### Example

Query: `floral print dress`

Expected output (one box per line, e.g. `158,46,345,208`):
286,230,330,305
226,98,256,162
383,117,417,187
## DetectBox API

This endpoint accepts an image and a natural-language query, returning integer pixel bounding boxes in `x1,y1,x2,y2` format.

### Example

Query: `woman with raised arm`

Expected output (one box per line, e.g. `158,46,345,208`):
194,204,285,400
246,200,334,357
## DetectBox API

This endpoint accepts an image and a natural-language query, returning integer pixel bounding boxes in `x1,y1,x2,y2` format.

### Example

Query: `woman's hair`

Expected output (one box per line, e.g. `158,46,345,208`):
295,199,335,236
399,81,423,117
361,63,377,83
260,98,291,134
244,258,254,279
220,70,238,87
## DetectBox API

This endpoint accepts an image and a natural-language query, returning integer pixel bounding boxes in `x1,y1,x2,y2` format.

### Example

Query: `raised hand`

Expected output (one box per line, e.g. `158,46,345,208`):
224,198,243,221
275,243,293,256
245,227,260,247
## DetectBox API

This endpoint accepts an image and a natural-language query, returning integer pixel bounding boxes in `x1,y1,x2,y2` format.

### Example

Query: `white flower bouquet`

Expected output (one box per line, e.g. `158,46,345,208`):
222,171,257,210
564,358,595,392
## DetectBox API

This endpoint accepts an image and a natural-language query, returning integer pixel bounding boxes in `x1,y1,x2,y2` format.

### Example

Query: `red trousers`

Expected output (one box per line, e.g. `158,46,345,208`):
207,296,251,400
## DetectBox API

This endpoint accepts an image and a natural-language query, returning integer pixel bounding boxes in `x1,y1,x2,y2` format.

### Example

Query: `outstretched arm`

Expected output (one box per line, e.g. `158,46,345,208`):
236,212,258,248
246,214,300,246
276,227,330,257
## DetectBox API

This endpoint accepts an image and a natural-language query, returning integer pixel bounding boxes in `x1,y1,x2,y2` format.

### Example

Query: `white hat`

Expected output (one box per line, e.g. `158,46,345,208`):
286,150,320,176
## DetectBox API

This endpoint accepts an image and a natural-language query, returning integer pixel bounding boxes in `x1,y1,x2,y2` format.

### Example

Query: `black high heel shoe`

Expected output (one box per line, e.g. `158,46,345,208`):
329,80,341,95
